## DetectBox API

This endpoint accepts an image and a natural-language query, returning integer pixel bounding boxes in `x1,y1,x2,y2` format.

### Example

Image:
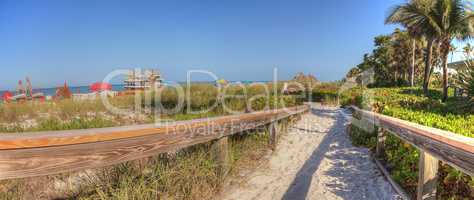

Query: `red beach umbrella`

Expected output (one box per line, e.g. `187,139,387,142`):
2,91,13,102
90,82,112,92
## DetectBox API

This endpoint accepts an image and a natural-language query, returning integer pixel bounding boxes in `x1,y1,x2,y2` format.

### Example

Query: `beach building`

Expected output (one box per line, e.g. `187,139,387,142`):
448,59,473,73
72,82,117,101
124,69,163,91
72,91,118,101
447,59,473,97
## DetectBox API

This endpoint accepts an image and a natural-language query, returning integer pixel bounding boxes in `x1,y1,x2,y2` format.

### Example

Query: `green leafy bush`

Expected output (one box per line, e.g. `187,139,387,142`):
347,124,377,149
346,87,474,199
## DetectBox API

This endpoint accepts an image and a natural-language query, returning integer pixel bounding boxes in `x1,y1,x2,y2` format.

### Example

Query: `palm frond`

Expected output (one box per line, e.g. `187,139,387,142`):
385,0,441,39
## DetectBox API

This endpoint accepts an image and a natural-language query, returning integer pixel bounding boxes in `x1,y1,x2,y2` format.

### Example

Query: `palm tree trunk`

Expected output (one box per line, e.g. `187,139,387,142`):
394,71,398,85
442,43,450,102
411,39,416,87
423,39,434,95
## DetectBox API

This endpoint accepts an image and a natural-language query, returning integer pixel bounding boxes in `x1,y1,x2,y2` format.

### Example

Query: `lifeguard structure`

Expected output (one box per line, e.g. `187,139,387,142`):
124,69,163,91
7,77,45,102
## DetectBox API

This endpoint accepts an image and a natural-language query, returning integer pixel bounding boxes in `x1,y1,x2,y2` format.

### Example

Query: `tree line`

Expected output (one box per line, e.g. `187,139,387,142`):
347,0,473,102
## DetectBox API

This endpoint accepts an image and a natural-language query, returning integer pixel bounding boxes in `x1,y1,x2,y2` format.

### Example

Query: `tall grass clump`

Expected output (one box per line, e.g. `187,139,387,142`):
0,83,301,133
0,83,300,199
0,116,296,200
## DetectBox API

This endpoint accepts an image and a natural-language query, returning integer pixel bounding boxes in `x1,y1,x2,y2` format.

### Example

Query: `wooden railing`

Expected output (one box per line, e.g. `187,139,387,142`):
0,105,309,180
350,106,474,200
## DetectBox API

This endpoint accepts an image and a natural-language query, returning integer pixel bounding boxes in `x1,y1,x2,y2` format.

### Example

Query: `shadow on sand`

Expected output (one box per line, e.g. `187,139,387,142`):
281,107,345,200
281,107,394,200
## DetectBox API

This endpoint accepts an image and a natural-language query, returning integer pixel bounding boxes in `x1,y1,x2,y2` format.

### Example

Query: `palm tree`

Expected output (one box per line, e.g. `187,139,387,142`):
390,29,413,85
386,7,419,87
385,0,439,94
408,28,420,86
427,0,473,101
386,0,473,101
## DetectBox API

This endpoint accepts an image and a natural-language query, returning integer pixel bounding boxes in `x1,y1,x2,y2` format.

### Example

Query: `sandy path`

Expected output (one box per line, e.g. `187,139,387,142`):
220,104,401,200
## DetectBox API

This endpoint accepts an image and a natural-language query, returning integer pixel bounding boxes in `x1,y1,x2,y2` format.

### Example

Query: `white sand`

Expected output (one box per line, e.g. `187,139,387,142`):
220,104,401,200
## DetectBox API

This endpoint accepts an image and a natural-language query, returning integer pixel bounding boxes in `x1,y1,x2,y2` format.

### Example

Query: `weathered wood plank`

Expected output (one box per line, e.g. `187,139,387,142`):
417,151,439,200
372,157,411,200
0,105,309,150
0,105,309,180
351,106,474,177
375,128,386,158
212,136,230,177
268,121,278,150
353,106,474,151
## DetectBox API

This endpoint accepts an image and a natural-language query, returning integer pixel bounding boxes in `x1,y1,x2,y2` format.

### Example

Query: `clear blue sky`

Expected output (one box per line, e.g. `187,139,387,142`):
0,0,409,90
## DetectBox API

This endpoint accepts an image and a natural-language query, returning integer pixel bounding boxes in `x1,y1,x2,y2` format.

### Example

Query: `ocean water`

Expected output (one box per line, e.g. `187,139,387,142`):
0,81,268,98
1,85,125,97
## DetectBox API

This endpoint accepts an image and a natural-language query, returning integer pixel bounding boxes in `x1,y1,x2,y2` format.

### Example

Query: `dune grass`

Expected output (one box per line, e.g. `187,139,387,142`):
0,118,294,200
0,83,301,133
0,83,300,199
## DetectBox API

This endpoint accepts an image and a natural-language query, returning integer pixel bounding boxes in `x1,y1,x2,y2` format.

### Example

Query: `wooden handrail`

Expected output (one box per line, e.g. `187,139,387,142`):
351,106,474,176
350,106,474,200
0,105,309,180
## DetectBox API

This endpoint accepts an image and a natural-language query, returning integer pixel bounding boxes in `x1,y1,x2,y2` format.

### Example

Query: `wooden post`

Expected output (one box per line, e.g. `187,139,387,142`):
212,136,230,178
417,151,439,200
268,121,278,150
375,128,386,158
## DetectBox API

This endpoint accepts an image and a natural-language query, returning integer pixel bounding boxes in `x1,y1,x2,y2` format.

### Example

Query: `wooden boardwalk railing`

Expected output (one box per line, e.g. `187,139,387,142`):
0,105,309,180
350,106,474,200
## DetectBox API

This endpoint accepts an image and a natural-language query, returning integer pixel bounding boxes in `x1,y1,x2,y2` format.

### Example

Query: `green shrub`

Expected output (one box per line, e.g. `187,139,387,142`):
347,124,377,149
384,135,419,196
346,87,474,199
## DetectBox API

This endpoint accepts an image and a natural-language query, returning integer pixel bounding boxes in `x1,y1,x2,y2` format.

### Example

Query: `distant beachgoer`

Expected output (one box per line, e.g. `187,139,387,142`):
55,88,60,98
25,77,33,98
16,80,25,96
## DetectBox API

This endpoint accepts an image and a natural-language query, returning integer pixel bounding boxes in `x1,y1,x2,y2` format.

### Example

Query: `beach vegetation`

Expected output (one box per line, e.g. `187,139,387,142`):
0,83,300,199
